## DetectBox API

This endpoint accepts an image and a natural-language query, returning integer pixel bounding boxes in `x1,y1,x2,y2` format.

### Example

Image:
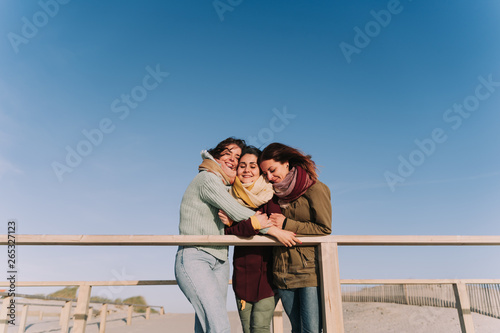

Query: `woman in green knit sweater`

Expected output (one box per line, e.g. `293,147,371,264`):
175,138,271,333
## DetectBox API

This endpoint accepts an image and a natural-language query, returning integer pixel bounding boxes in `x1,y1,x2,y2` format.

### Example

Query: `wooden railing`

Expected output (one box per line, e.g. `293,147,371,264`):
1,234,500,333
0,291,164,333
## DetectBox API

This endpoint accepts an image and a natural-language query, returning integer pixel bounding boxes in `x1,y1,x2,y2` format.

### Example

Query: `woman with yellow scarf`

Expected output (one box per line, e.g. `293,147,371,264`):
219,146,299,333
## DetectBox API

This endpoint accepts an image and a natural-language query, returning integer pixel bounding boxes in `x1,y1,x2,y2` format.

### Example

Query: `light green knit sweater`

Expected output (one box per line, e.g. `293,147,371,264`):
179,168,255,261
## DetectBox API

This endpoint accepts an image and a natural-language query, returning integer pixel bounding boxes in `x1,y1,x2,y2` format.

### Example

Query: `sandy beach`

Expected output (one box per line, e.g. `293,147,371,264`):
6,302,500,332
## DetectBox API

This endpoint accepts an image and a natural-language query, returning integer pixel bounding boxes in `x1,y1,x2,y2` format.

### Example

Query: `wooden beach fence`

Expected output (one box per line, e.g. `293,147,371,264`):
4,279,500,333
340,281,500,318
3,280,499,333
1,234,500,333
0,289,164,333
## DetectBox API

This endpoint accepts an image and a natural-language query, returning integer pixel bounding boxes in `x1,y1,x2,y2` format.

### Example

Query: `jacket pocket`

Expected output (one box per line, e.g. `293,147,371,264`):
297,246,315,268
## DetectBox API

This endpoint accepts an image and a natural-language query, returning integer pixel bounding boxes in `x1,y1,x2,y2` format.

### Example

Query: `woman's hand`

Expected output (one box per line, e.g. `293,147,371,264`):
266,226,301,247
218,210,233,226
254,211,273,229
269,213,286,229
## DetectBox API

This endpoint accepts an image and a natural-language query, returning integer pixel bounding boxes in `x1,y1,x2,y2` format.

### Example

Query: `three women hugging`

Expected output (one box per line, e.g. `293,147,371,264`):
175,137,332,333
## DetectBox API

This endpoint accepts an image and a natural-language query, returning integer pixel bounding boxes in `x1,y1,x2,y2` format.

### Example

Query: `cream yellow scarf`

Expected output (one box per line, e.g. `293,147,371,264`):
231,175,274,208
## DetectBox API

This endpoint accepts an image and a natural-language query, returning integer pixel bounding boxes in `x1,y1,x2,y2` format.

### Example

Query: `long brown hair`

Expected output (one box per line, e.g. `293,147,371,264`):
259,142,318,181
208,137,246,159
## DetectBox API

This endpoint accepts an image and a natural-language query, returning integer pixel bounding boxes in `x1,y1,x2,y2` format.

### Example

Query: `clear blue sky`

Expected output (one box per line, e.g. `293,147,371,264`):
1,1,499,312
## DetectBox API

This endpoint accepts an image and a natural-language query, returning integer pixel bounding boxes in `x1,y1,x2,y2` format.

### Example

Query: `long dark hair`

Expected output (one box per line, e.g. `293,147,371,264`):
259,142,318,181
208,137,246,159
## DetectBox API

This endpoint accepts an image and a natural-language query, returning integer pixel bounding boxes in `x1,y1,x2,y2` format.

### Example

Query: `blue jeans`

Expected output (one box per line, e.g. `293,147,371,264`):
278,287,322,333
175,246,231,333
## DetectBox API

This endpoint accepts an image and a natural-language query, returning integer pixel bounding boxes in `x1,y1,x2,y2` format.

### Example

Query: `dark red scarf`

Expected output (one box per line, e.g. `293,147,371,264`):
273,166,315,203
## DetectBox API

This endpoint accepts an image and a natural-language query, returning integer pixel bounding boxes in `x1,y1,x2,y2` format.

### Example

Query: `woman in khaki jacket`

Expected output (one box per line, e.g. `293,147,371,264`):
259,142,332,333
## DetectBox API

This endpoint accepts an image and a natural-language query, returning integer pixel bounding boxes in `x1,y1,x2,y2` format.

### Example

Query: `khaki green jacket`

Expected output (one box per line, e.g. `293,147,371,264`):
273,180,332,289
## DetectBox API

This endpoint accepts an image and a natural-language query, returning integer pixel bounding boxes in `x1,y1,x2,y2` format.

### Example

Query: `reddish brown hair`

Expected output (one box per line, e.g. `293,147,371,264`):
259,142,318,181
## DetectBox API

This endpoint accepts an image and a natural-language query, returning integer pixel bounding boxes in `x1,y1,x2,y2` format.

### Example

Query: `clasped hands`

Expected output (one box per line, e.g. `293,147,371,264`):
218,210,301,247
218,210,284,229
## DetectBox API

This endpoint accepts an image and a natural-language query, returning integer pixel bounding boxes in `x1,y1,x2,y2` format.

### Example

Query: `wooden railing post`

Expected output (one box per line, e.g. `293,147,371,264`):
73,285,92,333
403,284,410,305
272,299,284,333
318,241,344,333
87,306,93,321
0,296,13,333
146,306,151,320
60,301,72,333
160,306,165,315
59,303,65,326
453,282,475,333
126,305,133,325
99,304,108,333
18,304,29,333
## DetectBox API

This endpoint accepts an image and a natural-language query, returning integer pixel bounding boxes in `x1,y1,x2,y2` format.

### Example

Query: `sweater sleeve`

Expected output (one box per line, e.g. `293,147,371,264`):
224,220,259,237
199,172,255,222
224,205,272,236
284,182,332,235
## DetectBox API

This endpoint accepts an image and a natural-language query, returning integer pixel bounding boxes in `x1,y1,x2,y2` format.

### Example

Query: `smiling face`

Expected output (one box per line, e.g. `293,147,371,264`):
215,144,242,183
259,159,289,184
237,153,260,184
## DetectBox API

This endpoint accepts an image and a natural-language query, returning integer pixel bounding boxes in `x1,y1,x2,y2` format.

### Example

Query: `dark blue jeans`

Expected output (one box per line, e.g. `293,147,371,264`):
278,287,322,333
